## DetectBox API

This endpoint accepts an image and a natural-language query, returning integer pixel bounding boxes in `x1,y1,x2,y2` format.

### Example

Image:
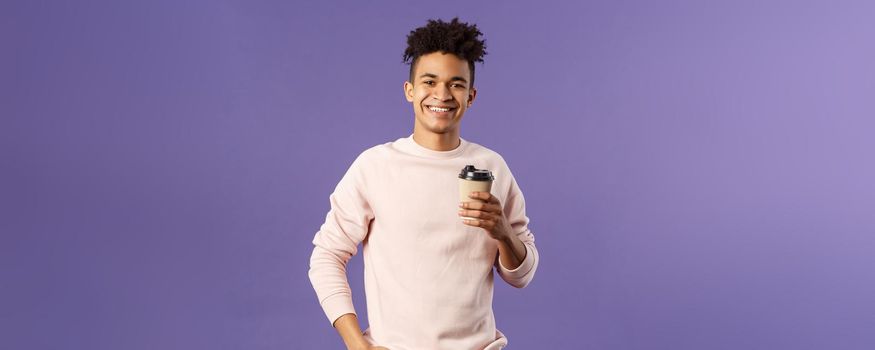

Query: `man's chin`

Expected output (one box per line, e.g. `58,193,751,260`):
426,124,457,134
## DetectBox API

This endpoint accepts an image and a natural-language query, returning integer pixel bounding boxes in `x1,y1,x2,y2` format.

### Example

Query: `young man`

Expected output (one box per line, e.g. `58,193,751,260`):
308,17,539,350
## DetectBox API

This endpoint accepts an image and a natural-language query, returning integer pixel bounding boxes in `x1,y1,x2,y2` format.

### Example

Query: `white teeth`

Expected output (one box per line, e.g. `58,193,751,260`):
429,106,451,112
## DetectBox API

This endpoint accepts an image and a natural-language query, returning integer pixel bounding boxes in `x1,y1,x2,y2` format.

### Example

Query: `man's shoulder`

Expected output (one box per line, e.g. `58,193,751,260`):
466,139,509,165
349,139,396,166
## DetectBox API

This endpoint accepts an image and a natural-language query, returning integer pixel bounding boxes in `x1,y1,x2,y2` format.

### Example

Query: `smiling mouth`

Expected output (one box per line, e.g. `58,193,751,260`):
426,105,457,114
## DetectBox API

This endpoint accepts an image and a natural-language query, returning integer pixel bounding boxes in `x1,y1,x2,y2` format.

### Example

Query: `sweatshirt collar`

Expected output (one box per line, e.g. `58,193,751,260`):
396,133,469,159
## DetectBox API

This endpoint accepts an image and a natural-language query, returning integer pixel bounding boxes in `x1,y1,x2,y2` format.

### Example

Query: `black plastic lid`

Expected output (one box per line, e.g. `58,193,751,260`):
458,165,494,181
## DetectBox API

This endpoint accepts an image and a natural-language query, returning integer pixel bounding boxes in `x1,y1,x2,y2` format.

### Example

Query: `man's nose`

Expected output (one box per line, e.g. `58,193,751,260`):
432,84,453,101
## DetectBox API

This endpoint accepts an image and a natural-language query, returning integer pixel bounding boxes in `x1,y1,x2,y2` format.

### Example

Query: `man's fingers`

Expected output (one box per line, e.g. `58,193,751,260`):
468,191,499,203
460,209,495,219
470,191,493,202
468,191,501,207
460,210,500,224
461,200,502,214
487,193,500,204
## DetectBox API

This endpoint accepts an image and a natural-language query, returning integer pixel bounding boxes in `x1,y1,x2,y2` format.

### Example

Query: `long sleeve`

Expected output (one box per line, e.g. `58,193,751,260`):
495,173,539,288
308,154,374,325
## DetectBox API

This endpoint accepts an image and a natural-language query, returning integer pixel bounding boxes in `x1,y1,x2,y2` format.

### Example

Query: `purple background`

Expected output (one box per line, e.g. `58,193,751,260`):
3,0,875,349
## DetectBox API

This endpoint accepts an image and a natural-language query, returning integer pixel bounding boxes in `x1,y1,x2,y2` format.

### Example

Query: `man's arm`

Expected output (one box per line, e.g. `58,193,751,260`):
460,174,539,288
496,231,527,270
495,174,539,288
334,313,386,350
308,154,377,348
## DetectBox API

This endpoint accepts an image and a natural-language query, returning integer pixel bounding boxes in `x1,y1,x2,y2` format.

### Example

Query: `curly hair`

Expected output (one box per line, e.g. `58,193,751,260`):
403,17,487,88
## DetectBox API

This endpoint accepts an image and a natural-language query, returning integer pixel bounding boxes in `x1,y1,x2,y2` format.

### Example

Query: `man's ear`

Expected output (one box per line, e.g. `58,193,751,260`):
403,81,414,102
467,87,477,106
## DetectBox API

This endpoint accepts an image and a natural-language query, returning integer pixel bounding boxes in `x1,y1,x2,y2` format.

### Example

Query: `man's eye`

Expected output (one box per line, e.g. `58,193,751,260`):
424,81,434,85
452,84,466,88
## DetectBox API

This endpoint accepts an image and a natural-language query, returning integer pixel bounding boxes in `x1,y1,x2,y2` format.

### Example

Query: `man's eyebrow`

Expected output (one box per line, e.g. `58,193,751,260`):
418,73,468,83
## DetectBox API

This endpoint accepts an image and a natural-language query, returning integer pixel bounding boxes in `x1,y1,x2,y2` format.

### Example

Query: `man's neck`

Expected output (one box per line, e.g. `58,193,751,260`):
412,130,461,152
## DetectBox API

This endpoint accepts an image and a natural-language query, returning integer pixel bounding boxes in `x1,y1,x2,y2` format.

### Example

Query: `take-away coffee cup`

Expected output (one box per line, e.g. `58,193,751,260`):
458,165,494,221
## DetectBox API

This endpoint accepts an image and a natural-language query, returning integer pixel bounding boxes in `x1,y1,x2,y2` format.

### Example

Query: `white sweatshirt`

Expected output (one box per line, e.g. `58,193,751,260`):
308,134,539,350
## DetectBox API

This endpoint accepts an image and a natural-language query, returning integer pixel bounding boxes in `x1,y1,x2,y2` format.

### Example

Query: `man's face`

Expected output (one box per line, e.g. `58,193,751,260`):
403,52,477,135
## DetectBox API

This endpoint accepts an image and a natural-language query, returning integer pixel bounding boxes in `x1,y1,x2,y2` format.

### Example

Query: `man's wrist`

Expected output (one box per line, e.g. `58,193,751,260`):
334,313,370,349
496,232,527,269
498,232,516,246
346,338,370,350
348,343,370,350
